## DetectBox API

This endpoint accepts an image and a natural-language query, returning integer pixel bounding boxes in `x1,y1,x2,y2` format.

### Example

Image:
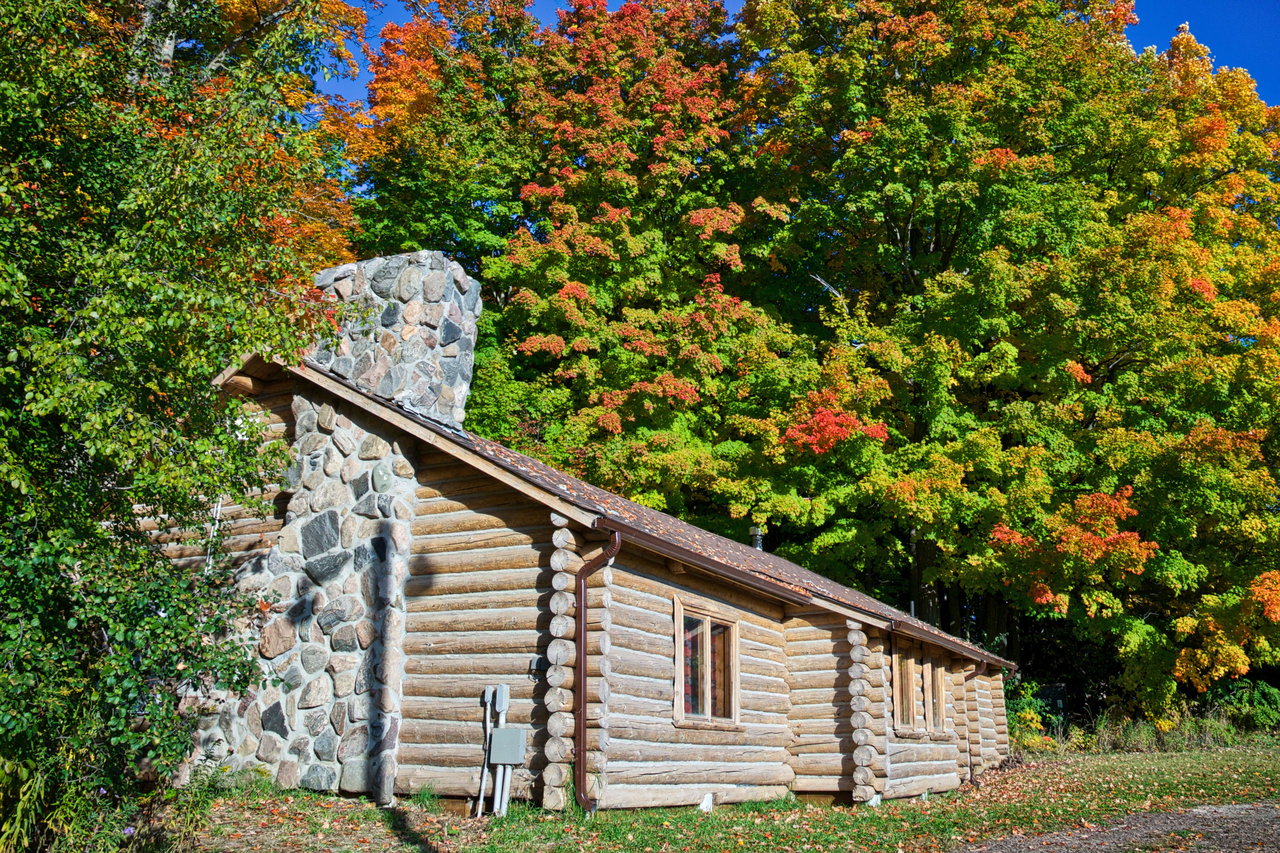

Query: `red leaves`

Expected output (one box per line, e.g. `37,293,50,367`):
783,390,889,455
687,204,744,239
1188,277,1217,301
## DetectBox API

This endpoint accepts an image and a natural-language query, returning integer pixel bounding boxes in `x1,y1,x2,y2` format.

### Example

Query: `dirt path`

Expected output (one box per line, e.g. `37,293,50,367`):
961,800,1280,853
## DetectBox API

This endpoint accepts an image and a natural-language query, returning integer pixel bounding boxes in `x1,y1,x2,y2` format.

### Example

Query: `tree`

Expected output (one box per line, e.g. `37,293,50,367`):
0,0,357,845
353,0,819,531
738,0,1280,716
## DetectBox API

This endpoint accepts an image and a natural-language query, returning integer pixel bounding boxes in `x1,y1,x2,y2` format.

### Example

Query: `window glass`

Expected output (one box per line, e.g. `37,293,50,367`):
710,621,730,718
683,615,703,716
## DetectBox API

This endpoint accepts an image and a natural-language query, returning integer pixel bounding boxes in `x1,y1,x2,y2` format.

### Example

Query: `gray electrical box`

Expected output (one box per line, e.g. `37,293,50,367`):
489,727,526,765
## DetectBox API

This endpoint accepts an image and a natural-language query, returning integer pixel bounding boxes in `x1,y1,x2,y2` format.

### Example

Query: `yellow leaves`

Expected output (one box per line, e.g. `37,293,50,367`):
1173,629,1251,693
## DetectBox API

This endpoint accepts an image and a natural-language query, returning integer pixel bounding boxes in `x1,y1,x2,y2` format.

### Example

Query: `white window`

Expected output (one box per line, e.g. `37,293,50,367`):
673,598,738,724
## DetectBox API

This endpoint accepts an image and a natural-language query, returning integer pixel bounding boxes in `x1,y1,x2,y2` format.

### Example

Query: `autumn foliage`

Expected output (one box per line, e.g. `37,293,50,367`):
342,0,1280,718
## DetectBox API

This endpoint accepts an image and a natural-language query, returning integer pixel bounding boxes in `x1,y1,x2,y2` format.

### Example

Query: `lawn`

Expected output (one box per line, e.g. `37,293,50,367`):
191,745,1280,853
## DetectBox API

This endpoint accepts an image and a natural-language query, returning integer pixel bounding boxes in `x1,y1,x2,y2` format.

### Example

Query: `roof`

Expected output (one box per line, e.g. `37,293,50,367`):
256,357,1015,670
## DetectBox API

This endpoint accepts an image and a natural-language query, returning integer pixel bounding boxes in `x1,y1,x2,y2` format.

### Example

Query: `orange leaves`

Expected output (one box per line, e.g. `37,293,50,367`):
1049,487,1158,575
366,18,457,128
1064,361,1092,384
1251,572,1280,623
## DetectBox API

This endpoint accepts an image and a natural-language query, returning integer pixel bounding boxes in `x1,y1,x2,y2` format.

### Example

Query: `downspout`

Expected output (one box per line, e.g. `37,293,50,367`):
575,526,623,814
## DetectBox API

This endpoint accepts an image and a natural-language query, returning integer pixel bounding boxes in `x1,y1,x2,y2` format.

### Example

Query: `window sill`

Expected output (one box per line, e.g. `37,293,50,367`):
674,717,744,733
893,727,958,743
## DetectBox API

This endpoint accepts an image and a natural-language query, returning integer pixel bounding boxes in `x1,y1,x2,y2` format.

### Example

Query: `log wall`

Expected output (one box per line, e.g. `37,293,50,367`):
395,444,556,800
782,609,881,800
882,638,963,800
599,550,795,809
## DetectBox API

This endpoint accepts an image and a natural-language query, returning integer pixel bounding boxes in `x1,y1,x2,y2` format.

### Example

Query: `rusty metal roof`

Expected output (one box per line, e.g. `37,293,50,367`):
295,361,1015,669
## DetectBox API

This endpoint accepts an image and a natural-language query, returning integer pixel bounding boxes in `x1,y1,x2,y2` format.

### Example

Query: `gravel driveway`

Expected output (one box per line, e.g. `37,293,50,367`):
962,800,1280,852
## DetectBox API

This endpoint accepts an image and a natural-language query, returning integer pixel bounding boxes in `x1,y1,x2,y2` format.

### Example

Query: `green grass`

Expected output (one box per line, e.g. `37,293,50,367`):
477,745,1280,853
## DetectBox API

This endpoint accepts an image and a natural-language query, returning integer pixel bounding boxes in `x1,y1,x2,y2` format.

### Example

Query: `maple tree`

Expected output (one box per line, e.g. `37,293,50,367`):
350,0,1280,717
353,0,818,525
737,0,1280,716
0,0,357,844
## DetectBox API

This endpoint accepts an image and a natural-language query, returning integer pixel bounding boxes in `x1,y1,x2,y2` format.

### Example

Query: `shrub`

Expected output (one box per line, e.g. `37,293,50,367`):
1211,679,1280,732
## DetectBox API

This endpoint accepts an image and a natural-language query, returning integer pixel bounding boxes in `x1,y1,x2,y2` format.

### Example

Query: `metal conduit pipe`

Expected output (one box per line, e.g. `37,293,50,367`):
575,526,623,814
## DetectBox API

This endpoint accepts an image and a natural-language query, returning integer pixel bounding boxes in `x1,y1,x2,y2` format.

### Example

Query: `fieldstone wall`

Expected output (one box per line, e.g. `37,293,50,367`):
188,251,482,802
194,394,416,802
310,251,481,426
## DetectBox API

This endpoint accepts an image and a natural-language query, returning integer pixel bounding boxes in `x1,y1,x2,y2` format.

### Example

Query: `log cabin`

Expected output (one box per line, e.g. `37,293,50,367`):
180,251,1014,810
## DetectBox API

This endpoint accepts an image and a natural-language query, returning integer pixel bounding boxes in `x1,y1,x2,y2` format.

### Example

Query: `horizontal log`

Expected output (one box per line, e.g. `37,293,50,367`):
791,775,859,793
403,698,535,725
405,588,533,613
609,626,675,659
411,506,551,537
395,766,518,799
606,740,786,765
887,742,959,763
398,743,498,768
888,759,964,782
551,565,614,591
408,543,554,576
403,675,536,701
405,566,545,598
413,472,499,501
605,761,794,787
611,672,674,705
789,686,860,707
883,773,961,799
548,590,575,616
607,716,792,748
416,490,531,517
410,527,550,556
599,784,791,810
784,626,845,644
788,654,854,674
399,720,482,745
403,630,540,656
788,736,851,755
788,639,854,658
406,606,538,634
611,563,785,627
789,754,854,776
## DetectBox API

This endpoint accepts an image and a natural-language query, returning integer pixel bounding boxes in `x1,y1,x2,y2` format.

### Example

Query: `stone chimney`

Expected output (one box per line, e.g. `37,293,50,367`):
307,251,481,426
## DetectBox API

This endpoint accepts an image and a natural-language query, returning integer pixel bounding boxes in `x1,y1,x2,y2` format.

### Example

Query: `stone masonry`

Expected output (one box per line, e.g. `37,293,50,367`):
310,252,481,426
186,252,483,802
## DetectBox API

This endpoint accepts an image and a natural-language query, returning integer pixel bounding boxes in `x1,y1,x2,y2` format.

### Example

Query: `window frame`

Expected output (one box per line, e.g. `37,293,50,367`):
893,639,951,736
672,597,741,729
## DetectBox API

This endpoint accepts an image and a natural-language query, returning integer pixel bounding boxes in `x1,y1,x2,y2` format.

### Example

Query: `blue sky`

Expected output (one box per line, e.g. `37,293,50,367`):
324,1,1280,108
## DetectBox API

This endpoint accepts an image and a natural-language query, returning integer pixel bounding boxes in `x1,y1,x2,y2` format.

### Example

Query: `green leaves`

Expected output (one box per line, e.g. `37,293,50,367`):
0,0,356,846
